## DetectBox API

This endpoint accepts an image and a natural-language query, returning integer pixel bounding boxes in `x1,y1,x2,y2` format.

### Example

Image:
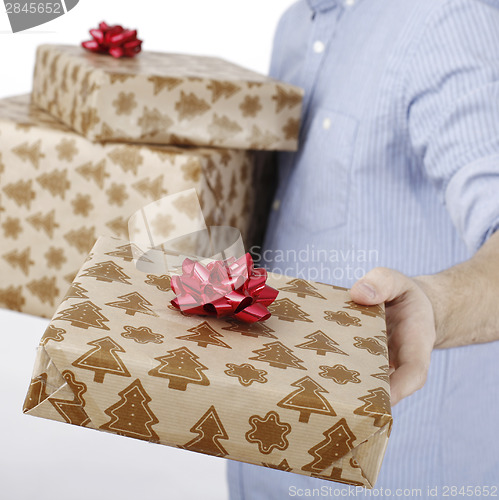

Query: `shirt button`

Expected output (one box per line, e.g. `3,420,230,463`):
313,40,325,54
272,199,281,211
322,117,331,130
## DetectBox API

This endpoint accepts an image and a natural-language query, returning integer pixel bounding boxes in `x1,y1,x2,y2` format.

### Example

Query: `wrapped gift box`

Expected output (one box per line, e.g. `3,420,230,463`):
23,236,392,488
0,95,255,318
32,44,303,151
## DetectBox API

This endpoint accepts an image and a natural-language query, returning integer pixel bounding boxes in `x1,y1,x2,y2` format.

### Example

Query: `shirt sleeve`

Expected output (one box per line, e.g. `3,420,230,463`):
406,0,499,253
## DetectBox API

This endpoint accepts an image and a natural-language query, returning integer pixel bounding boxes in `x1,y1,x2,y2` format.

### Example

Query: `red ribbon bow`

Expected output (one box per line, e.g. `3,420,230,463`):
170,253,278,323
82,22,142,58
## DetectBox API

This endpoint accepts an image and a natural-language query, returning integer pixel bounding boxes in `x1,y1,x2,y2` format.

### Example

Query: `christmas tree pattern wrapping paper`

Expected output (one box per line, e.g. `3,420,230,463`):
23,236,392,488
0,95,255,318
32,44,304,151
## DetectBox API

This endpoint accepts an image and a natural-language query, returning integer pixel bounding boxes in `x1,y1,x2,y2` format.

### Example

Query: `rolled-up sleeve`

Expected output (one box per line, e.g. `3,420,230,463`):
406,0,499,253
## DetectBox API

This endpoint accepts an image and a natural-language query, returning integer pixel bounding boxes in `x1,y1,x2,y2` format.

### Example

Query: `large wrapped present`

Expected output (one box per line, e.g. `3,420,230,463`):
0,95,255,318
32,44,303,151
23,236,392,488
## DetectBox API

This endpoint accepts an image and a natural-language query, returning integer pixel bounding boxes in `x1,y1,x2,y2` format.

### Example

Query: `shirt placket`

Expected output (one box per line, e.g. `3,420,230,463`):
299,6,341,128
271,6,342,217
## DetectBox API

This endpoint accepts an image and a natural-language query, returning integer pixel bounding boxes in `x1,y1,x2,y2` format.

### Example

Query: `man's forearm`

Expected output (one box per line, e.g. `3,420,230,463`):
415,230,499,349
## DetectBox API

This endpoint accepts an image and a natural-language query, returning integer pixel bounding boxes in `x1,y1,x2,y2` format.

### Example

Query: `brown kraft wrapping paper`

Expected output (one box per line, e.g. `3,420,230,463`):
0,95,255,318
32,45,304,151
23,236,392,488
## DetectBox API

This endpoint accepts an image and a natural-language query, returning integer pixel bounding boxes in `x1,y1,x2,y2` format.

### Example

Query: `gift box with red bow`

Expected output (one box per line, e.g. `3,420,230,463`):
31,42,303,150
0,95,255,318
23,236,392,488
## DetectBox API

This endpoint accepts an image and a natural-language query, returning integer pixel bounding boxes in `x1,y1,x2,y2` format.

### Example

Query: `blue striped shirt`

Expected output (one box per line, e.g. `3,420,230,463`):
228,0,499,496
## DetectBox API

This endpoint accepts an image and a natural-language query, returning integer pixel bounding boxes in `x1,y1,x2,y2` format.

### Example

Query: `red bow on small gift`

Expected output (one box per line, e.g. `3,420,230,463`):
170,254,278,323
82,22,142,58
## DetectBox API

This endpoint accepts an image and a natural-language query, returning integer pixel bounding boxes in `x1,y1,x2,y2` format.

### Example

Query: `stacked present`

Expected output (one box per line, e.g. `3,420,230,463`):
0,35,303,318
8,26,392,488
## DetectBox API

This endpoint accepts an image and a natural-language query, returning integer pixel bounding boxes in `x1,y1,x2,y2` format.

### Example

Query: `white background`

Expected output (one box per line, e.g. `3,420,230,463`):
0,1,295,499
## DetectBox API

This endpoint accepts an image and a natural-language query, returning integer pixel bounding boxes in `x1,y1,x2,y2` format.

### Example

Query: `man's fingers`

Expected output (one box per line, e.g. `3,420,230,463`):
388,312,434,405
350,267,416,305
390,360,429,406
350,266,436,406
389,337,433,405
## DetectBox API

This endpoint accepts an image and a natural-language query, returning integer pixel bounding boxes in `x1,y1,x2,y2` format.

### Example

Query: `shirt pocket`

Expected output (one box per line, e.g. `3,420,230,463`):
291,108,358,233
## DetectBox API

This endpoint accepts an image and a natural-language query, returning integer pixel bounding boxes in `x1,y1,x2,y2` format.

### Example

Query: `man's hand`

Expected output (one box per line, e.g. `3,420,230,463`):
349,232,499,405
350,268,436,406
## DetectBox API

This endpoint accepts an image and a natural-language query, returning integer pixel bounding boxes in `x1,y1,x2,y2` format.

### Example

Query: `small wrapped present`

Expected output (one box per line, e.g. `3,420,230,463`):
0,95,255,318
32,44,303,150
23,236,392,488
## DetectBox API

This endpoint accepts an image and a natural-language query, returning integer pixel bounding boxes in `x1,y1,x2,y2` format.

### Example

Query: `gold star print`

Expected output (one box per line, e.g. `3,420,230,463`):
106,183,129,207
44,247,67,270
224,363,268,387
319,364,361,385
2,217,22,239
112,92,137,116
71,194,94,217
56,139,78,162
239,95,262,117
246,411,291,454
